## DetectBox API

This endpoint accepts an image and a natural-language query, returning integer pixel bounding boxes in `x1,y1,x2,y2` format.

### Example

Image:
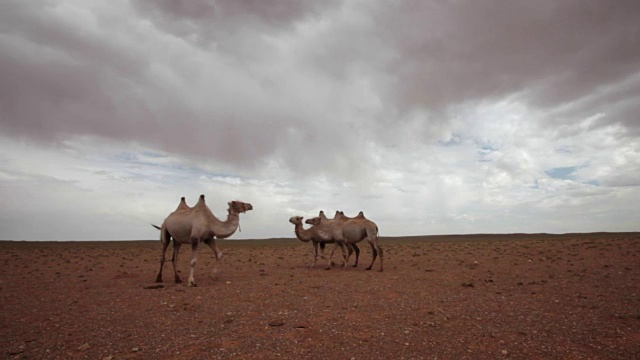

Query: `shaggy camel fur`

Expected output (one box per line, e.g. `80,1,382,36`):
306,213,383,272
155,195,253,286
289,216,359,269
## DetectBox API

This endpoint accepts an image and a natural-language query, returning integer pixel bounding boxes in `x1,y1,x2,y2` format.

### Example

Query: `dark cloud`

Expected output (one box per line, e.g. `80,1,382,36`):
372,1,640,117
133,0,339,57
1,0,639,178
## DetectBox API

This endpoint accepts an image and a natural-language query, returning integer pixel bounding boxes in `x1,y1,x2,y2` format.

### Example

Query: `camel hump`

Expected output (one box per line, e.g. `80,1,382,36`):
195,194,206,207
356,211,365,219
319,210,327,220
175,196,190,211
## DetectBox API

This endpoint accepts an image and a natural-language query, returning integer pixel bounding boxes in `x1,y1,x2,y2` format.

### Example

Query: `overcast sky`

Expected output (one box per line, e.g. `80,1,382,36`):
1,0,639,241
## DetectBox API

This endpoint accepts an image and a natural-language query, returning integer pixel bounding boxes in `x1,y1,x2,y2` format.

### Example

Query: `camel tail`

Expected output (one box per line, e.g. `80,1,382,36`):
151,224,161,230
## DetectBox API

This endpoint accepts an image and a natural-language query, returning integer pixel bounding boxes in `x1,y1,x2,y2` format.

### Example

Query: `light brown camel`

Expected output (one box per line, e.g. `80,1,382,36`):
306,213,383,272
311,210,366,266
289,216,359,269
155,195,253,286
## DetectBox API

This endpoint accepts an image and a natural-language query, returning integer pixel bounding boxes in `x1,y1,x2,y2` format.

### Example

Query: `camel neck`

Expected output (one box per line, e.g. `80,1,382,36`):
210,210,241,239
294,223,311,242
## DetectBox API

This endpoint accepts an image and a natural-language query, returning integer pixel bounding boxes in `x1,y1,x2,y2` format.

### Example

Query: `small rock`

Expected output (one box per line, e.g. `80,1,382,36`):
268,320,285,327
8,349,24,355
144,284,164,289
77,343,90,351
501,349,509,355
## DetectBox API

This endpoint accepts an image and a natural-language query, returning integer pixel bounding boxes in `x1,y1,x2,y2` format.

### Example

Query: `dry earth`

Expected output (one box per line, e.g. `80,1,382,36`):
1,233,639,360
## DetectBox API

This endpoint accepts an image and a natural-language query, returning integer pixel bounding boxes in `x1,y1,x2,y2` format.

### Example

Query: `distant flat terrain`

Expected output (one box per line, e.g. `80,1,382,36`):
2,232,639,359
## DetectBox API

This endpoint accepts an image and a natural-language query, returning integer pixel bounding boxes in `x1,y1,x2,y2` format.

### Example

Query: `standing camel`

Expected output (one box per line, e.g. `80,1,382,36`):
289,216,359,269
155,195,253,286
306,213,383,272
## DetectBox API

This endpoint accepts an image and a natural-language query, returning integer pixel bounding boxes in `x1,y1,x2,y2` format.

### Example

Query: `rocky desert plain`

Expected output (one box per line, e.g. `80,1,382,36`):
1,232,639,359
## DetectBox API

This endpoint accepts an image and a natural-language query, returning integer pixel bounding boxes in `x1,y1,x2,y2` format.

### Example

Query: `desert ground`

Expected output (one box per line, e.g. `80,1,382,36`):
1,232,639,360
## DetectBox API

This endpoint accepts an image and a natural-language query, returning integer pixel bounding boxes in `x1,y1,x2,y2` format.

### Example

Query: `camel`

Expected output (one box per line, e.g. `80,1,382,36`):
289,216,359,269
306,213,383,272
155,194,253,286
310,210,367,265
312,211,354,265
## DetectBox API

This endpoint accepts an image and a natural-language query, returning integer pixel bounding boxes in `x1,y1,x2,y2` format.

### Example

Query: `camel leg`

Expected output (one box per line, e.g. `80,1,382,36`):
204,239,222,275
337,241,348,270
311,241,319,268
351,243,360,267
365,241,377,271
204,239,222,260
348,244,355,263
319,242,327,260
319,242,336,267
377,245,384,272
155,230,170,283
344,244,354,266
365,238,384,271
171,242,183,283
326,243,342,269
187,241,199,287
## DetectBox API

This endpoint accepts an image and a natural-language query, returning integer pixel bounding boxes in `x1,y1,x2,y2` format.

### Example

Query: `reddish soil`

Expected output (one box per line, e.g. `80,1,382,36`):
1,233,639,359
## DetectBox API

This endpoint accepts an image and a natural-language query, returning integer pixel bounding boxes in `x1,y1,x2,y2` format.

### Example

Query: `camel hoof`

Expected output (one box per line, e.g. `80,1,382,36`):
378,269,384,272
324,267,331,270
155,277,163,283
365,266,372,271
188,282,197,287
175,278,183,284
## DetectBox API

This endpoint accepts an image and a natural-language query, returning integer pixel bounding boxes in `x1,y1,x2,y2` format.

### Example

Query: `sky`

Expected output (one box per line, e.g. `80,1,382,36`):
1,0,639,241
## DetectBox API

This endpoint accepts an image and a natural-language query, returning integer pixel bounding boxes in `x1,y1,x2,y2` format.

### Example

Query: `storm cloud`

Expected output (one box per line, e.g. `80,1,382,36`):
1,0,639,240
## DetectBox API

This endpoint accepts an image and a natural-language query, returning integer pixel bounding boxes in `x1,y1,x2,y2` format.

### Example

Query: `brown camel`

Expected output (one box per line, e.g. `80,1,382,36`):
155,195,253,286
306,213,383,272
289,216,359,269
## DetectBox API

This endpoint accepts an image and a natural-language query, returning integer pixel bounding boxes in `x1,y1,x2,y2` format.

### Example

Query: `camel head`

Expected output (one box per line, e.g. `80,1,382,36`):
289,216,303,225
305,216,322,226
228,200,253,214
